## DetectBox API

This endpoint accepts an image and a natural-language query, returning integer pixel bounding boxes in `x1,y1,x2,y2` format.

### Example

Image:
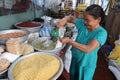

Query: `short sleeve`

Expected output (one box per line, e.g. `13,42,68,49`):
93,28,107,46
75,18,84,31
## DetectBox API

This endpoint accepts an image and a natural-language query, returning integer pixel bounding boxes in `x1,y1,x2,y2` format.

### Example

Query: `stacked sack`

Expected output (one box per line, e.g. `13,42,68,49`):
107,40,120,80
108,40,120,67
6,39,34,55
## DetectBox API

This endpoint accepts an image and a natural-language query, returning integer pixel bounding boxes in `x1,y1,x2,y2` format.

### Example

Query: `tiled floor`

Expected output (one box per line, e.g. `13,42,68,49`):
58,50,116,80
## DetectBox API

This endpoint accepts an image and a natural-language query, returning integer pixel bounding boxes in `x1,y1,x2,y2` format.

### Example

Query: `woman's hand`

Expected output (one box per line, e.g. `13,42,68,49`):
57,18,67,28
59,37,70,44
57,16,75,28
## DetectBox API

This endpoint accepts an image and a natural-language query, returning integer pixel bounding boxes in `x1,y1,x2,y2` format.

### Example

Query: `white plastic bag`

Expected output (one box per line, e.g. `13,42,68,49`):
31,0,44,8
39,16,52,37
64,50,72,73
64,26,78,73
44,0,61,9
55,27,66,49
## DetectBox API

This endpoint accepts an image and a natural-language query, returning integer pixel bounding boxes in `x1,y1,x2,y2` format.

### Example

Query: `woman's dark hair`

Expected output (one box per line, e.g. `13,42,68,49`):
85,4,105,26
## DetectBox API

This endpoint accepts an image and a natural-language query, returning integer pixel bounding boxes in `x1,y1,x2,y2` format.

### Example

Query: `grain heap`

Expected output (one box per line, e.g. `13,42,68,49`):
12,54,60,80
0,58,10,72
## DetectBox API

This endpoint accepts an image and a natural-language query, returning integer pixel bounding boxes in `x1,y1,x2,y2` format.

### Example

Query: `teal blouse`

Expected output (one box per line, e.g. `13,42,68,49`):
71,18,107,67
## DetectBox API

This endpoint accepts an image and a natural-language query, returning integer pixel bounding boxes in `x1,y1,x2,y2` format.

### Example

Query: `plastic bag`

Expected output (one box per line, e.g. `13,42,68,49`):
44,0,61,9
31,0,44,8
64,50,72,73
64,26,78,73
59,27,66,38
6,39,21,55
39,16,52,37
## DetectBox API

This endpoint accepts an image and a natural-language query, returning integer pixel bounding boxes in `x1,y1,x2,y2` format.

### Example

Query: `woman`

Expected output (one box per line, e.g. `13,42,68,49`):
57,4,107,80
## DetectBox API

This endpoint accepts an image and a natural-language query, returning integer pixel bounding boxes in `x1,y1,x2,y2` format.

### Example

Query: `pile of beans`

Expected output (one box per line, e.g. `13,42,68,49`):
16,21,41,28
0,32,26,38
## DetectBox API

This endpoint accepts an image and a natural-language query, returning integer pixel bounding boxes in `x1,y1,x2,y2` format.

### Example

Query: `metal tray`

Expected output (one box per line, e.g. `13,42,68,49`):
0,29,30,45
15,21,43,33
8,52,64,80
31,37,65,54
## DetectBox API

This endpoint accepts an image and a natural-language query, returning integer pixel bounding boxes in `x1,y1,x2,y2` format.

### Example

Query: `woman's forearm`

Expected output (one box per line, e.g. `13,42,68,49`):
63,16,76,23
68,39,99,53
68,40,90,53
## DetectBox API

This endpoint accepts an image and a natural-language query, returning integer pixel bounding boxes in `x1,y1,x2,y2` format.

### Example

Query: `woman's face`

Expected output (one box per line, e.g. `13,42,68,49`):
83,13,101,29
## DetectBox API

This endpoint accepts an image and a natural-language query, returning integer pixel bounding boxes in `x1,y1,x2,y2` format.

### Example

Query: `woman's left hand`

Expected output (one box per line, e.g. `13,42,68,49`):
59,37,70,44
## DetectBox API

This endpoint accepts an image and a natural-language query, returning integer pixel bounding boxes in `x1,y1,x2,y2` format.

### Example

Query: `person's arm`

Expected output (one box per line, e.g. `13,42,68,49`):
65,16,76,23
60,37,100,53
57,16,76,28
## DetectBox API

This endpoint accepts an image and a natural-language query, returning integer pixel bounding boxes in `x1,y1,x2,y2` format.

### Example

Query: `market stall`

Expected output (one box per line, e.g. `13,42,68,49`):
1,0,120,80
0,13,78,79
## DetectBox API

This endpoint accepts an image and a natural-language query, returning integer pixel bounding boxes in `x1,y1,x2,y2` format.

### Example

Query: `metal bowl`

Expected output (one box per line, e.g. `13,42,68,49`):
0,69,7,78
8,52,64,80
31,37,65,54
0,29,30,45
15,21,43,33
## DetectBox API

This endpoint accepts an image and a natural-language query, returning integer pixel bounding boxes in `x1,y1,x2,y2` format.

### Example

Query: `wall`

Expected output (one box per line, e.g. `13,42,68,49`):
104,8,120,47
0,10,44,30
